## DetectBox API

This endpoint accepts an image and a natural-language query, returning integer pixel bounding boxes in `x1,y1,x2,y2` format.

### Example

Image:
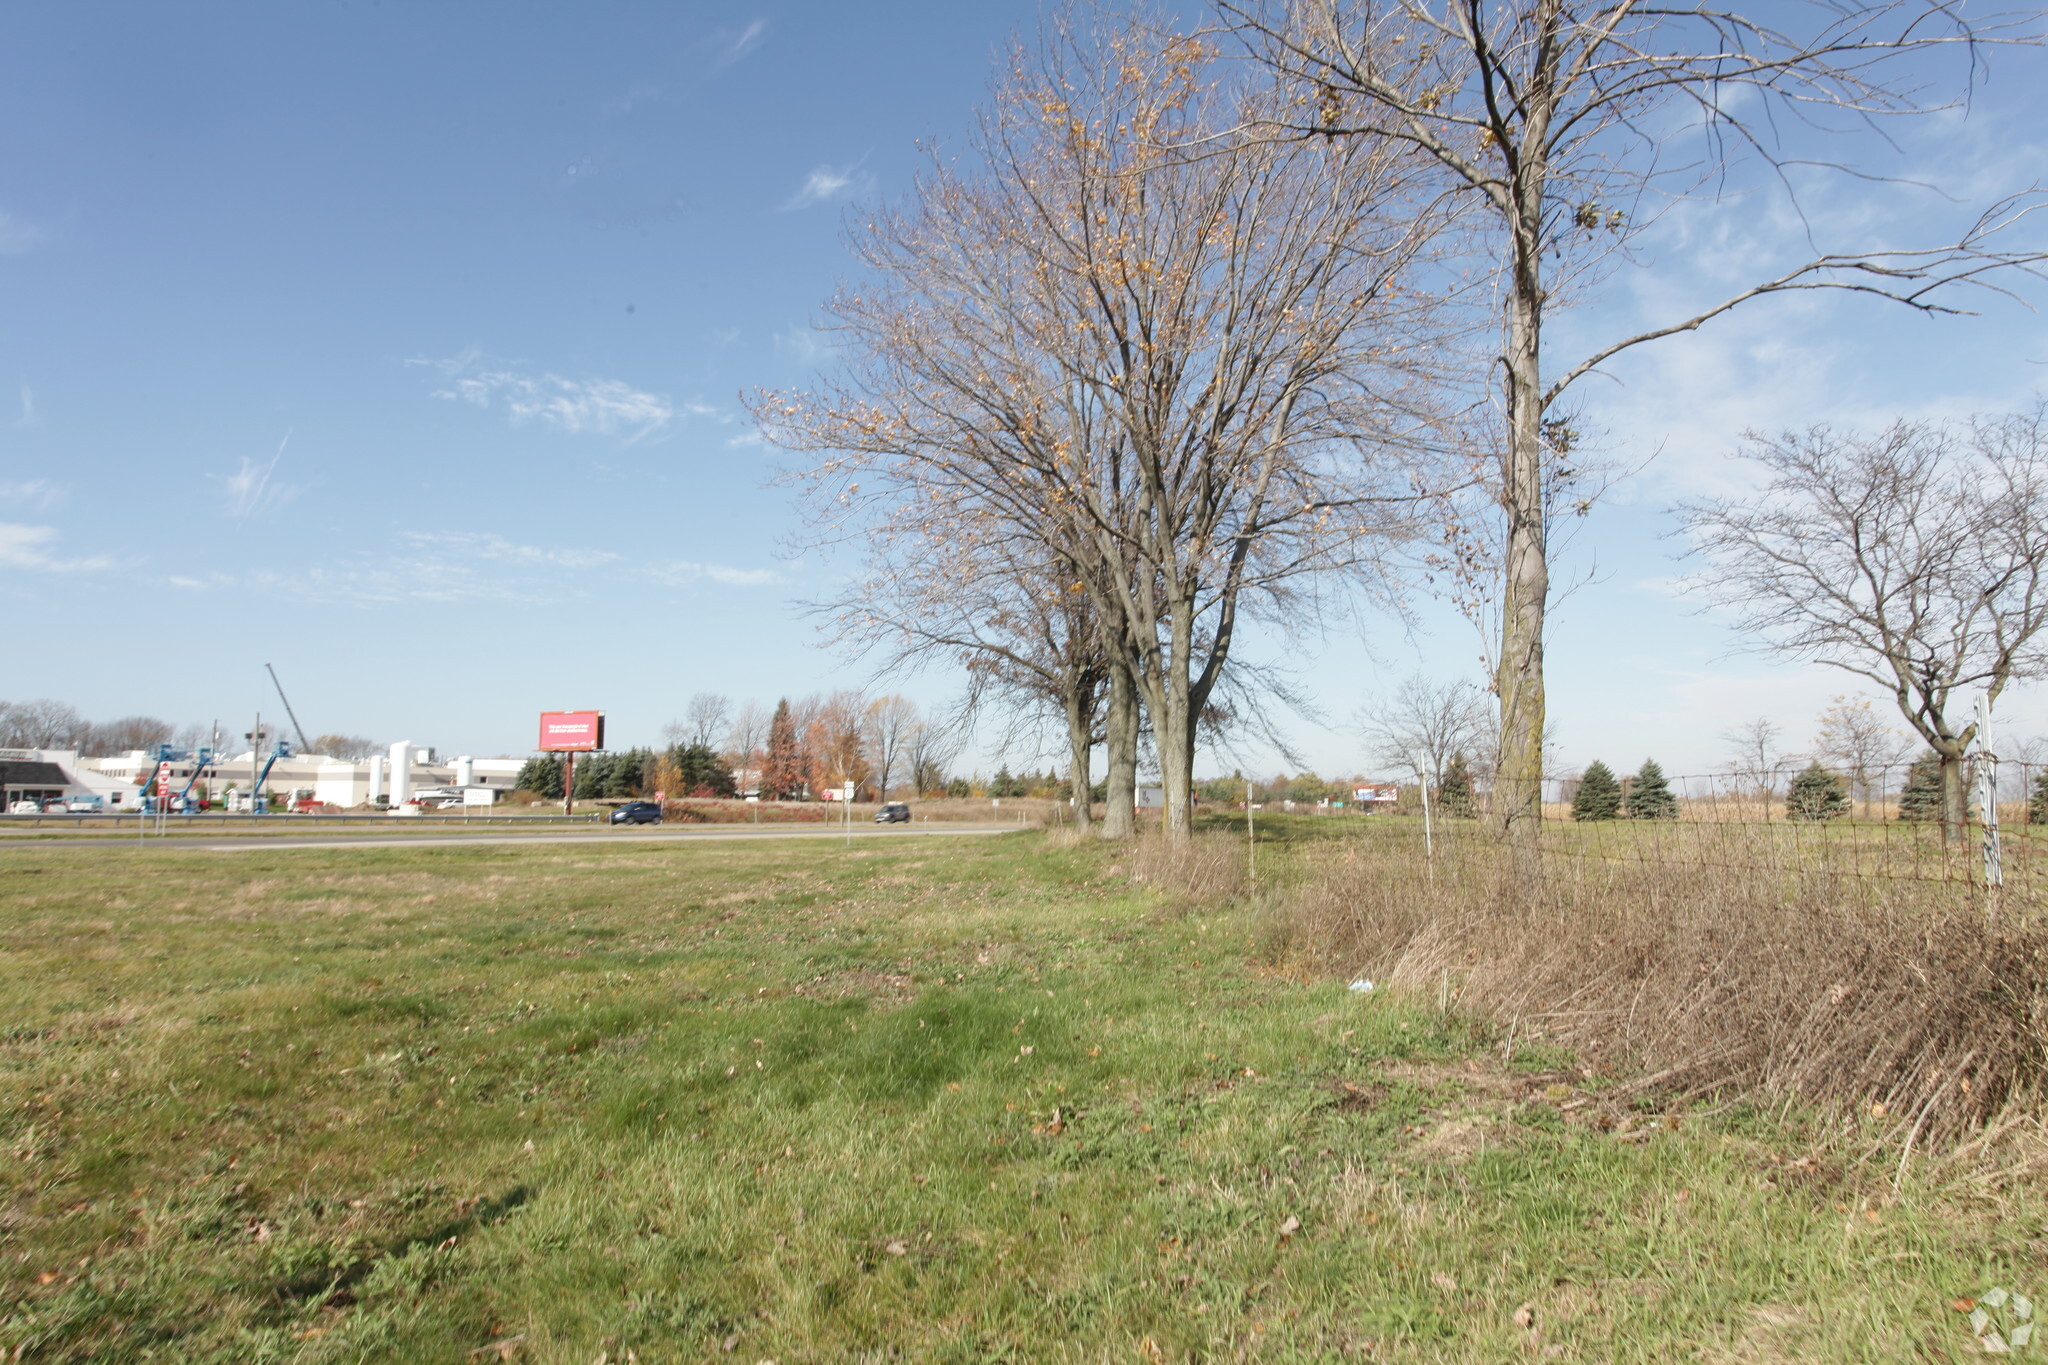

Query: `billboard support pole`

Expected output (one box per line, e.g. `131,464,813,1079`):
564,751,576,818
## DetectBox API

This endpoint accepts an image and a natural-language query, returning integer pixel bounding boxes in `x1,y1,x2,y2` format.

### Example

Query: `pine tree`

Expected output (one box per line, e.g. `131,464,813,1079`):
1571,761,1621,821
515,755,564,799
2032,770,2048,826
672,742,736,798
1623,759,1677,820
1897,753,1944,822
1437,752,1474,817
991,764,1018,798
1785,761,1849,820
761,699,800,799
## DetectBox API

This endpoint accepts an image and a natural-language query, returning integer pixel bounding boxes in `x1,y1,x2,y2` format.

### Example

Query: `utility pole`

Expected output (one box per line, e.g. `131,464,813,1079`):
249,712,263,814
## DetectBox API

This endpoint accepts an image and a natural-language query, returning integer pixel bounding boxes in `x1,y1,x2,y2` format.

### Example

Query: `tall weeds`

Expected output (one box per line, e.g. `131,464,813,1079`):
1155,830,2048,1143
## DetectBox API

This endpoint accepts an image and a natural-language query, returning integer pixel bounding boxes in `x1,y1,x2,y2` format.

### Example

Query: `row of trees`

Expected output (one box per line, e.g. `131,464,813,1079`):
1564,753,2048,824
511,692,963,803
759,1,2043,847
0,700,182,756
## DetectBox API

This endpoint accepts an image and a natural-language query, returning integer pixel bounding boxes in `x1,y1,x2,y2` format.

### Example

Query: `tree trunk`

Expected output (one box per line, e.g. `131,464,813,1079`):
1489,0,1561,854
1065,686,1093,834
1143,603,1200,844
1102,658,1138,839
1939,747,1970,848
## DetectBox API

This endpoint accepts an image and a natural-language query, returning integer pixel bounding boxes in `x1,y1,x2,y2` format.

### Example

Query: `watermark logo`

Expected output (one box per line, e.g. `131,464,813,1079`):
1961,1288,2034,1354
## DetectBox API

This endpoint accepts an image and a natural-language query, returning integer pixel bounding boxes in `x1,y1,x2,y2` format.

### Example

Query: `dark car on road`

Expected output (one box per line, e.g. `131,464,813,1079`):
610,801,663,826
874,802,911,824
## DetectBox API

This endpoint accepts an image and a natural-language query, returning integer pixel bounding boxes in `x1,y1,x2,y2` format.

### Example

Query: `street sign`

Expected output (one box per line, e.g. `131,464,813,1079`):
156,761,174,795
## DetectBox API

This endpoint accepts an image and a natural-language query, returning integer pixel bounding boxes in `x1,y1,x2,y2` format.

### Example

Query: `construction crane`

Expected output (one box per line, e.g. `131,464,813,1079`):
265,664,312,755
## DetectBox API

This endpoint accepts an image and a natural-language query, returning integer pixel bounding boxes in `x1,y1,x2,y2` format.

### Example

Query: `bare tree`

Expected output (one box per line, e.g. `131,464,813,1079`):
863,695,921,800
684,693,732,750
724,701,769,796
1358,674,1489,790
1682,414,2048,840
1811,696,1913,810
80,715,175,755
764,13,1456,843
0,699,88,750
1227,0,2047,847
904,713,964,797
310,732,380,761
1719,716,1789,802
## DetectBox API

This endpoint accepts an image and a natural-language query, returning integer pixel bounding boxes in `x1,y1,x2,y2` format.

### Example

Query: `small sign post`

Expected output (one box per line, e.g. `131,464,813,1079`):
155,760,173,834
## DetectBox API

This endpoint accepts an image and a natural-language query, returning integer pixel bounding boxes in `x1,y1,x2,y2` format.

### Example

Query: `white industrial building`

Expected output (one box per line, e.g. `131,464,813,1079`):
0,750,139,808
78,742,524,810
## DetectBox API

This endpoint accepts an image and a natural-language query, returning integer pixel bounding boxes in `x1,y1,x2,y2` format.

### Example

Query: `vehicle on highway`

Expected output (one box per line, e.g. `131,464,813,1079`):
874,802,911,824
610,800,663,826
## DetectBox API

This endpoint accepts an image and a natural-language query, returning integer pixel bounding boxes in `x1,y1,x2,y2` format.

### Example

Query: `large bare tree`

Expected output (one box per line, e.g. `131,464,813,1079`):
1682,413,2048,841
764,14,1457,842
1358,673,1490,790
1226,0,2046,845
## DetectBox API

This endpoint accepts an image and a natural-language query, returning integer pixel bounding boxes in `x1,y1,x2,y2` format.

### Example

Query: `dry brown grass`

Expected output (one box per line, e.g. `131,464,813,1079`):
1144,829,2048,1147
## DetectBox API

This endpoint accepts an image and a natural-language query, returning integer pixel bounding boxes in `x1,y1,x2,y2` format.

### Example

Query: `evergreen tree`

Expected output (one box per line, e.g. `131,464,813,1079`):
990,764,1019,798
515,755,564,799
1785,761,1849,820
2032,770,2048,826
1570,761,1621,821
1897,753,1945,822
1623,759,1677,820
603,748,650,799
761,699,800,799
1437,752,1474,817
671,742,736,797
572,752,610,800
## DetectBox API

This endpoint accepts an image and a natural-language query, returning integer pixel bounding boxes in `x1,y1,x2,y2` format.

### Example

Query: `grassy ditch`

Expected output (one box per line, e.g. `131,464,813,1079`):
2,832,2044,1362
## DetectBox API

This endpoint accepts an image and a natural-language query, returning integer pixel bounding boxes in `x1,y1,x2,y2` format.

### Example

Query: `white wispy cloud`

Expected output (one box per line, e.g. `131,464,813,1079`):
223,430,296,517
649,559,781,587
399,530,618,570
774,325,828,365
601,83,666,118
782,157,870,211
14,385,38,429
0,523,111,573
0,211,43,255
411,352,673,442
0,479,61,511
709,19,767,71
176,529,780,606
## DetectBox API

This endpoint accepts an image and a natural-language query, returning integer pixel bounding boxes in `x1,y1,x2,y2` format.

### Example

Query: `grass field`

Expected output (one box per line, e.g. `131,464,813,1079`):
2,830,2043,1362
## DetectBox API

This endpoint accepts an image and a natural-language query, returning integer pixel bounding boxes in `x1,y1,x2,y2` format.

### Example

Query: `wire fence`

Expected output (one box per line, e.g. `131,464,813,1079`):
1417,757,2048,892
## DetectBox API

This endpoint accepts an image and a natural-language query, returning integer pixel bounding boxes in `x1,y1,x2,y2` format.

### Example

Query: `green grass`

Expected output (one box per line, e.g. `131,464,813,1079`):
1,833,2040,1362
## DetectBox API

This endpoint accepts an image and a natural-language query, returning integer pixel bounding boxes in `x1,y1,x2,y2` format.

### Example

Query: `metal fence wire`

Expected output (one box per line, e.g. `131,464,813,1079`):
1417,758,2048,891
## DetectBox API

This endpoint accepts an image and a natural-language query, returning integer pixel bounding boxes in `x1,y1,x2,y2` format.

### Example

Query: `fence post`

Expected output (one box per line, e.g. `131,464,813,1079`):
1978,690,2002,891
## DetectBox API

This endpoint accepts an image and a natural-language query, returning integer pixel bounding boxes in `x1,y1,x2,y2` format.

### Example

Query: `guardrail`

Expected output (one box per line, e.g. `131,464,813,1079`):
1,811,607,831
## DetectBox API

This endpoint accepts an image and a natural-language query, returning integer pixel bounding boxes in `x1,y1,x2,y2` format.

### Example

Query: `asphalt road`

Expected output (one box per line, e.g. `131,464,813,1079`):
4,822,1024,854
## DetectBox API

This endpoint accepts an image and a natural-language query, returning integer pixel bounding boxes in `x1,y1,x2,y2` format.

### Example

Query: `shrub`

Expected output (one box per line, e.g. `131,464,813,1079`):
1785,761,1849,820
1570,761,1620,821
1897,753,1944,822
2031,770,2048,825
1437,753,1474,817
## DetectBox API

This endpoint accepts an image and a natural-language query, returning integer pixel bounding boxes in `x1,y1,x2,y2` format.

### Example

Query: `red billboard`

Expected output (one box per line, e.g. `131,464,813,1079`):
538,710,605,752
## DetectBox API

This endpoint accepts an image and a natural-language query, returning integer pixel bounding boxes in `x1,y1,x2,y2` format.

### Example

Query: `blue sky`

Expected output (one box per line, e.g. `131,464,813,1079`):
6,3,2046,781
